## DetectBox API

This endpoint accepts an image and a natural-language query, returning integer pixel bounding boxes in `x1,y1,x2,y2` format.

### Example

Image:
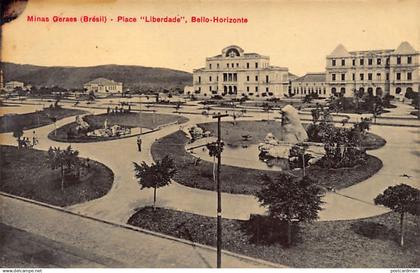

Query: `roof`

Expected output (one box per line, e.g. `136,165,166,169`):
244,53,262,57
293,73,326,83
266,65,288,71
6,81,24,84
85,78,121,85
327,44,351,58
393,41,417,55
193,68,206,72
288,72,299,80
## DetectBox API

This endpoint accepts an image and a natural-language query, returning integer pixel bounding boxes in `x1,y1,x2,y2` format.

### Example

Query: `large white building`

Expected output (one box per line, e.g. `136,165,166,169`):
326,41,419,98
83,78,123,94
192,45,290,99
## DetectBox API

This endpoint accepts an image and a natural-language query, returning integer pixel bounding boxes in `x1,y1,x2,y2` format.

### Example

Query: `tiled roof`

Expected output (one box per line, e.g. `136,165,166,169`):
85,78,121,85
328,44,351,58
393,41,417,55
293,73,326,83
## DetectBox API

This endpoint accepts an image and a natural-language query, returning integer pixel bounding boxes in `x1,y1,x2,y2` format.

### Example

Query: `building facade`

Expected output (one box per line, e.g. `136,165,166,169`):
291,73,327,97
193,45,289,99
4,81,25,92
326,41,419,98
83,78,123,94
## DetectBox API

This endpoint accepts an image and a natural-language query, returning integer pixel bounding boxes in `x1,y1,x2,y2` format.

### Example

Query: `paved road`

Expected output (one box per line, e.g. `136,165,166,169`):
0,194,277,268
0,223,122,268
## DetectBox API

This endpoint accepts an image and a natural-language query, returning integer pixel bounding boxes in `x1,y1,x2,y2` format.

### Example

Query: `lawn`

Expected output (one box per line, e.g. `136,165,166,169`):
151,130,383,194
0,107,86,133
0,145,114,207
128,207,420,268
49,112,189,143
197,120,386,150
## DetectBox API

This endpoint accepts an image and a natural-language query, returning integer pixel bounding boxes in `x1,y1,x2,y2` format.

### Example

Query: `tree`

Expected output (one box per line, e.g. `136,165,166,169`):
374,184,420,247
256,173,324,247
133,156,177,210
47,146,80,191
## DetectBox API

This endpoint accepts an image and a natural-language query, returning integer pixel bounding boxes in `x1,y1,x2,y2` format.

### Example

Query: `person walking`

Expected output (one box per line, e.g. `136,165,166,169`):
32,131,38,146
136,135,142,152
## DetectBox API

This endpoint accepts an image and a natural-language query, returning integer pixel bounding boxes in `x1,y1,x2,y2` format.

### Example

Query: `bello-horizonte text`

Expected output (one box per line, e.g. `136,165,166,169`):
26,15,249,24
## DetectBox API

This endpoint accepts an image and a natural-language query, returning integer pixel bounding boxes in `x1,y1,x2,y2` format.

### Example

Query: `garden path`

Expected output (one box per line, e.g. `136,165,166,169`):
1,103,418,223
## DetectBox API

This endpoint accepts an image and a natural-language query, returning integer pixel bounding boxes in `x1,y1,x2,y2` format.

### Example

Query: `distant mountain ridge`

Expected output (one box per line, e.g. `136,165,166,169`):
0,62,192,90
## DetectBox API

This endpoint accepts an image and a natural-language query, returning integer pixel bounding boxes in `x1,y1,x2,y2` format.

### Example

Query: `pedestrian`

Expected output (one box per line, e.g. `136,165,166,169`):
32,131,38,146
136,135,142,152
107,106,110,115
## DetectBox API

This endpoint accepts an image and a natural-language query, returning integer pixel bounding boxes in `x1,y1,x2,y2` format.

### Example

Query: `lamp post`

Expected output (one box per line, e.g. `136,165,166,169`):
212,113,228,268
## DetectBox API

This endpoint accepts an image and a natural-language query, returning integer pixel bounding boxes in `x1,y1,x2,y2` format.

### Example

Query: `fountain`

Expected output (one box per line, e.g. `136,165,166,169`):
87,118,131,137
258,105,324,167
186,105,324,172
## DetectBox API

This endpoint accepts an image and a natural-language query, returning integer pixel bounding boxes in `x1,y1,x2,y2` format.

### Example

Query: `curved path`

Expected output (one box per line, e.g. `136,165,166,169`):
0,102,419,223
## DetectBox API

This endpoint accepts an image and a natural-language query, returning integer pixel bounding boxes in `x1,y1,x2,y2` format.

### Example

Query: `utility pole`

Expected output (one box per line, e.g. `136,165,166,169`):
212,112,228,268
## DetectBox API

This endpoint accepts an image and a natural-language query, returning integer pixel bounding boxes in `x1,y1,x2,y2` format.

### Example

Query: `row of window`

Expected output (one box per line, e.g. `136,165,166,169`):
331,72,412,81
208,62,265,70
331,56,412,67
198,74,271,83
196,86,274,94
293,87,327,95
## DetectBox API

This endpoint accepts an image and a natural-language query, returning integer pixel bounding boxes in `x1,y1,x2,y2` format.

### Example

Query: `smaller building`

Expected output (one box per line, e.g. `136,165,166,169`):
291,73,327,97
83,78,123,94
4,81,25,92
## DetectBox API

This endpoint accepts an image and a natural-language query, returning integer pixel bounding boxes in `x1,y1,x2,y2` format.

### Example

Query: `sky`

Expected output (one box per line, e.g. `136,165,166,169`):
1,0,419,76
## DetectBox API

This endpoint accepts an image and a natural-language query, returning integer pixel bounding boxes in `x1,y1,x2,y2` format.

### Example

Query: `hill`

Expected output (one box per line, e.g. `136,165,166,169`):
0,62,192,90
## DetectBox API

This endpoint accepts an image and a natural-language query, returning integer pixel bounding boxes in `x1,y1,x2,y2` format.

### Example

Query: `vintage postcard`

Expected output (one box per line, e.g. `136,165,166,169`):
0,0,419,271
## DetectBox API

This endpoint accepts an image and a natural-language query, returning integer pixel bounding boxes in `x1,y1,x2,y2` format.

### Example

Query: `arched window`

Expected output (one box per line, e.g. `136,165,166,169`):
340,87,346,96
395,87,401,94
376,87,383,97
225,48,240,57
331,87,337,96
358,87,365,98
367,87,373,96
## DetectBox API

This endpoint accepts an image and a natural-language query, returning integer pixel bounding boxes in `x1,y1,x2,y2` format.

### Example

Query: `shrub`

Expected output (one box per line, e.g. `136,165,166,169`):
405,89,416,99
351,222,395,240
211,94,223,100
241,214,300,246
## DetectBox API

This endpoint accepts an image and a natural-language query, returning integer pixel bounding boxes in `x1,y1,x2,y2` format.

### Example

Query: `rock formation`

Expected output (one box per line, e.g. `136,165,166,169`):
279,104,308,143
